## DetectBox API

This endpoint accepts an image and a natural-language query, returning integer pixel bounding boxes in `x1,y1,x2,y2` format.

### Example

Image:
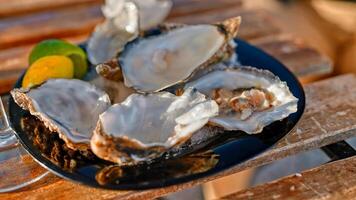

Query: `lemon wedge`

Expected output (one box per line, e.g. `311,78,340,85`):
22,55,74,88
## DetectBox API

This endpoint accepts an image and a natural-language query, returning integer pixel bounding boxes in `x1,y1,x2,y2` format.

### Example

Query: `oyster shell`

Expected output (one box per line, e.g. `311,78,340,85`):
102,0,172,30
130,0,173,30
87,1,139,65
97,16,242,93
91,88,219,165
85,65,135,104
89,76,135,104
185,66,298,134
11,79,111,150
88,0,173,65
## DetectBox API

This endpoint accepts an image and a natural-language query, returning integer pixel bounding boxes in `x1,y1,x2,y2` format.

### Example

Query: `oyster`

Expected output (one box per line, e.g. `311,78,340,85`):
11,79,111,150
88,0,173,65
87,1,139,65
91,88,219,165
97,16,242,93
185,66,298,134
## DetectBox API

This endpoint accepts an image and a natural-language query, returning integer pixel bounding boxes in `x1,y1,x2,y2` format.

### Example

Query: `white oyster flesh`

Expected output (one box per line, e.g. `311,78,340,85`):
88,1,139,65
102,0,172,30
185,66,298,134
120,25,226,92
11,79,111,150
91,88,219,163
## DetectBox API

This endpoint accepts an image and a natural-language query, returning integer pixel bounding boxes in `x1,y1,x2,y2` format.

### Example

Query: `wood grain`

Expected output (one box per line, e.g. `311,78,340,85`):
1,74,355,200
0,4,103,50
250,35,333,77
170,0,243,17
221,156,356,200
0,0,103,17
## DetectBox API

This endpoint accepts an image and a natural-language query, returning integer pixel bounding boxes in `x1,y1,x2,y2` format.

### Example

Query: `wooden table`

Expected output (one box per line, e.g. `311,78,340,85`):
0,1,355,199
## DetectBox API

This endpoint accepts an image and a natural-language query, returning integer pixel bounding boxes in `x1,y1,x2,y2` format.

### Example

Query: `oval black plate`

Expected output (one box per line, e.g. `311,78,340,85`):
8,39,305,190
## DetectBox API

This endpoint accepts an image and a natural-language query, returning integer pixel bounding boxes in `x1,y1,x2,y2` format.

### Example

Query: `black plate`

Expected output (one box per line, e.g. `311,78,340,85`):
8,39,305,190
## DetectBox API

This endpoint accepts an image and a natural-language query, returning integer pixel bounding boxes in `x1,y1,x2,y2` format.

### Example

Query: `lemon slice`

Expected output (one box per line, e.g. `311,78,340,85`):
29,39,88,78
22,55,74,88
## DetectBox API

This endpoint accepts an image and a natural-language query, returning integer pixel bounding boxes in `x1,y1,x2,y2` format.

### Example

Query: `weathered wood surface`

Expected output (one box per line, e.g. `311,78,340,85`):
0,4,103,50
0,0,103,17
250,35,333,77
221,156,356,200
170,0,243,17
1,74,355,200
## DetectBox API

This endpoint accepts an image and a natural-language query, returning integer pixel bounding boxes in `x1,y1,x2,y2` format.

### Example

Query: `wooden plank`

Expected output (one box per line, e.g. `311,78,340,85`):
0,0,102,17
170,0,243,17
0,4,103,50
0,70,22,95
220,156,356,200
0,74,355,200
250,35,333,77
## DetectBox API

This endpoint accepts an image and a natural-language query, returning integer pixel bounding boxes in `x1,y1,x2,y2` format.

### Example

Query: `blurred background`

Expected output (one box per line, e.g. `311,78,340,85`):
0,0,355,199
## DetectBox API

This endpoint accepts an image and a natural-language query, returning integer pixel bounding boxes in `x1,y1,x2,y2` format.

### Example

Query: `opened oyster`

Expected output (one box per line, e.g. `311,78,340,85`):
11,79,111,150
91,88,219,165
87,1,139,65
88,0,172,65
97,16,241,92
185,66,298,134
